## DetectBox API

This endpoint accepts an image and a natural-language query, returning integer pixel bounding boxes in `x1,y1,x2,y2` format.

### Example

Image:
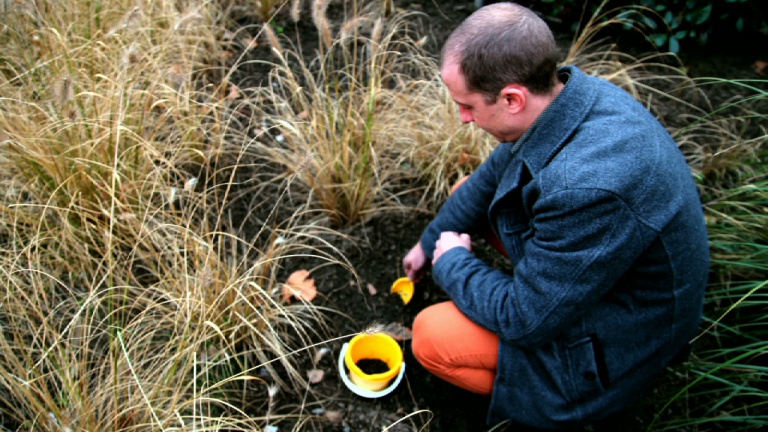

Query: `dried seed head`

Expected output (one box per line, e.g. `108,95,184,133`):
371,17,383,48
53,74,75,109
167,64,189,88
107,6,142,36
311,0,332,49
122,42,141,67
296,150,314,173
124,6,142,30
267,384,279,398
290,0,302,22
174,10,203,30
362,322,385,335
262,23,283,56
339,16,369,40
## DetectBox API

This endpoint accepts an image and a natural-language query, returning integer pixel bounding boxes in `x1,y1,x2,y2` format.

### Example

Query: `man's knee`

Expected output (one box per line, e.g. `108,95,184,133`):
411,308,439,368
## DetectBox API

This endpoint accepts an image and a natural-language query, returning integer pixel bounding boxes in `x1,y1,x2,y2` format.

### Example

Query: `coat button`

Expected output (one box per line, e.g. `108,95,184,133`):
584,372,597,381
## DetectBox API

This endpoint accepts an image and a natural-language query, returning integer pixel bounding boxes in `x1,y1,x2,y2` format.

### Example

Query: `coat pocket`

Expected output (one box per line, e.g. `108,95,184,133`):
565,335,607,402
495,210,531,262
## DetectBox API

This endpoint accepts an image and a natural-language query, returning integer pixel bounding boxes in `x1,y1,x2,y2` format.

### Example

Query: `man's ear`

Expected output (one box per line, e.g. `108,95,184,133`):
500,84,526,113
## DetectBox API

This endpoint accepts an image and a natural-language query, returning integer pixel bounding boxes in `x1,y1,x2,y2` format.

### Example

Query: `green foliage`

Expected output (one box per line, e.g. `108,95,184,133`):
633,0,713,52
654,168,768,430
656,74,768,428
528,0,768,53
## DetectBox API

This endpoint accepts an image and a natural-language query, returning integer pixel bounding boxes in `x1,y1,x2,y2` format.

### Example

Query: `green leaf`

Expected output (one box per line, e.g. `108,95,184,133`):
736,17,744,31
675,30,687,39
663,11,677,28
652,33,668,47
669,36,680,53
695,4,712,25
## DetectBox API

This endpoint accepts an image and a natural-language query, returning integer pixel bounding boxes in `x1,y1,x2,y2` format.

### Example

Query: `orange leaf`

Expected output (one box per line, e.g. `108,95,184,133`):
458,150,471,165
754,60,768,76
306,368,325,384
227,85,240,101
245,37,259,48
366,283,377,296
283,270,317,303
325,410,344,423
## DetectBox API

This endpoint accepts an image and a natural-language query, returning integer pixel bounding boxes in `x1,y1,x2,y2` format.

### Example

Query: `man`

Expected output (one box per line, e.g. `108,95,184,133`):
402,2,709,430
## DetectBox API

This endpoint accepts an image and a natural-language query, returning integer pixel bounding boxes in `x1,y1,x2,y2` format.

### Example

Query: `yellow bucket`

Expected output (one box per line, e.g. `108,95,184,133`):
344,333,403,391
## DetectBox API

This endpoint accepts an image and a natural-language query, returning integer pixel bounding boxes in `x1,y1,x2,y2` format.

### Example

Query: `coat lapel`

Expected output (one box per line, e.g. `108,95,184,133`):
489,66,599,214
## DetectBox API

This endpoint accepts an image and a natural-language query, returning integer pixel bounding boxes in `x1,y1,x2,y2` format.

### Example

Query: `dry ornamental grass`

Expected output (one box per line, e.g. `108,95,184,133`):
0,0,766,430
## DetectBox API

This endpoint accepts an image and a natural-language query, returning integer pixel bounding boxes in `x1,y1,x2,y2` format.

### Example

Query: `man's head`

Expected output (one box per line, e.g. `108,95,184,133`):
440,2,562,142
441,2,560,102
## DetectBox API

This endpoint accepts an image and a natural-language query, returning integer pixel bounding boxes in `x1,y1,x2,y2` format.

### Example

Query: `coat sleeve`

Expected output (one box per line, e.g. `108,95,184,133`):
420,144,515,259
432,187,651,348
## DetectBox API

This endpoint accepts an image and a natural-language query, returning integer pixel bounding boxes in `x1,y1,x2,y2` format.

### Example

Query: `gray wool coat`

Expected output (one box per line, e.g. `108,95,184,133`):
419,66,710,429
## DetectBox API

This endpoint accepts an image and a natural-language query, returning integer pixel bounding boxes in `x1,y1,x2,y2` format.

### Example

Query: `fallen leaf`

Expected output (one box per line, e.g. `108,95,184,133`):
282,270,317,303
325,410,344,423
227,84,240,100
251,127,265,137
754,60,767,76
458,150,472,165
306,368,325,384
382,322,413,341
366,283,377,296
245,37,259,48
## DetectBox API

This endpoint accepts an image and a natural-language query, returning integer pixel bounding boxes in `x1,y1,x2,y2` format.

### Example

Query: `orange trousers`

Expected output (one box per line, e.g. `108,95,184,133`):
412,302,499,395
411,176,504,395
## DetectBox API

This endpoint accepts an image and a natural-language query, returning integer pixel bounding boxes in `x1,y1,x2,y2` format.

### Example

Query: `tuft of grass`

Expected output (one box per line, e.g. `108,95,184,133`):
241,3,497,223
649,78,767,429
0,0,357,430
245,6,452,225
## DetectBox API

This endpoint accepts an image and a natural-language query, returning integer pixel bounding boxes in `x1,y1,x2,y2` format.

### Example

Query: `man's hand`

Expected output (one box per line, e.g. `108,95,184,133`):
433,232,472,264
403,242,428,282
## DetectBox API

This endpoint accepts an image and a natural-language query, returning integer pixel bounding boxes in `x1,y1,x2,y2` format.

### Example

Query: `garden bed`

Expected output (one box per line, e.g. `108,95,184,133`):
226,1,767,431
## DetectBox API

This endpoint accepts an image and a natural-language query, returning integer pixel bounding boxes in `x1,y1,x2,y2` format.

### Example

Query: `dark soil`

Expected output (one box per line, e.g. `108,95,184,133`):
228,1,768,431
356,359,392,375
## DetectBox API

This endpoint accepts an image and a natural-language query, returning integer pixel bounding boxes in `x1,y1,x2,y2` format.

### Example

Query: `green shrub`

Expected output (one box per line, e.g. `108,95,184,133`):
526,0,768,53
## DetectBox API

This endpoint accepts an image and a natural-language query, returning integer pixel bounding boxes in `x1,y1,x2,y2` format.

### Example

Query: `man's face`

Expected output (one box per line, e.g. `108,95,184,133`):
441,61,522,142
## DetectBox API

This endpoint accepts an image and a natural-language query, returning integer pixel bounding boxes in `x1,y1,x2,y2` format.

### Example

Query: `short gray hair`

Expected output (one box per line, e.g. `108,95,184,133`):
442,2,560,101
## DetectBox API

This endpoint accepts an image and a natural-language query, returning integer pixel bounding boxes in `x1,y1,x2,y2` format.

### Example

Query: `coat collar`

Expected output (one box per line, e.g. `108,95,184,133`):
491,66,598,212
513,66,599,174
